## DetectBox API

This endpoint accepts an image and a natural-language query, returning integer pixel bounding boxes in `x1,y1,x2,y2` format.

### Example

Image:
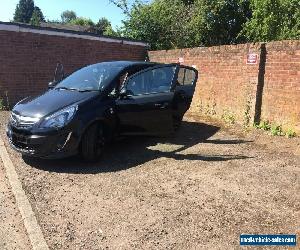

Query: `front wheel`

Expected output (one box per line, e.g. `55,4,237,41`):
80,123,105,162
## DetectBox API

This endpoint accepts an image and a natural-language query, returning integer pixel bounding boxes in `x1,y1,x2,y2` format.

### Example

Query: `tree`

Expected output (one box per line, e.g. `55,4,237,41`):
189,0,251,46
94,18,118,36
103,25,119,36
61,10,77,23
96,18,111,33
13,0,35,23
30,6,45,26
120,0,192,50
114,0,251,49
109,0,131,15
70,17,95,26
241,0,300,41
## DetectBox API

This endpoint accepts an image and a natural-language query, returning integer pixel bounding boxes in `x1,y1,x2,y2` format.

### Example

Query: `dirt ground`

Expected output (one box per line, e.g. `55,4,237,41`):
0,111,299,249
0,150,31,249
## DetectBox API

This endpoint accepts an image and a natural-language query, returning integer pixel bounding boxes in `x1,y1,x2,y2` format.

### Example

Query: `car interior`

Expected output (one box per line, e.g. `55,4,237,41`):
126,66,176,96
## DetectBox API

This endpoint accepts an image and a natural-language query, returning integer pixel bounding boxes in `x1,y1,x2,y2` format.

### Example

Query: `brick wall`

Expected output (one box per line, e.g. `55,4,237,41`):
149,40,300,133
0,22,147,106
262,41,300,131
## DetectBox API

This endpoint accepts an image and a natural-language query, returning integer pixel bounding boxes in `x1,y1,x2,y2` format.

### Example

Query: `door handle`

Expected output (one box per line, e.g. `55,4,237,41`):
154,102,169,109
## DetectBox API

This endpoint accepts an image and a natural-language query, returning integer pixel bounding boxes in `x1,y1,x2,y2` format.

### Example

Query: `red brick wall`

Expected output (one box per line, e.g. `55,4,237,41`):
149,41,300,133
0,25,147,106
263,41,300,131
149,44,261,125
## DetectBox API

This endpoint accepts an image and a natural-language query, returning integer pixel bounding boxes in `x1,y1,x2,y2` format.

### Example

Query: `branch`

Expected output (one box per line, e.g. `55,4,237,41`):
109,0,131,15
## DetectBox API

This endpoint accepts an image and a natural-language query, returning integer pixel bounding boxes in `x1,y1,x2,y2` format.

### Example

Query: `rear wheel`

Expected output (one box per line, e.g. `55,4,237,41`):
80,123,105,162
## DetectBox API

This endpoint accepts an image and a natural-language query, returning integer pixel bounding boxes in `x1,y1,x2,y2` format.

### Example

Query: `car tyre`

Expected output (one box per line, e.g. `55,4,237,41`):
80,123,105,162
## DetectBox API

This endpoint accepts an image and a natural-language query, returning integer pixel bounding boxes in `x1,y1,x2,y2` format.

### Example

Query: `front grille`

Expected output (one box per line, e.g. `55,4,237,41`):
10,113,40,129
9,136,35,153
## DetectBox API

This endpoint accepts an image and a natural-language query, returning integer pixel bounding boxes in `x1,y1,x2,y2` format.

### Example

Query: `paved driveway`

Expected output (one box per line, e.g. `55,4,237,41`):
0,111,299,249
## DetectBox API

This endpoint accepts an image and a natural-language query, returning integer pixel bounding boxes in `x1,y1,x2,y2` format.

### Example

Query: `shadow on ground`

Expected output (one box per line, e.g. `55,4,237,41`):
23,121,253,174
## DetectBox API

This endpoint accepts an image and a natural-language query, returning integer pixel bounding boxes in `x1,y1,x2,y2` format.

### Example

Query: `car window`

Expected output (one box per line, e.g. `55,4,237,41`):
126,66,176,96
176,67,196,86
56,62,123,91
184,69,196,85
177,68,185,86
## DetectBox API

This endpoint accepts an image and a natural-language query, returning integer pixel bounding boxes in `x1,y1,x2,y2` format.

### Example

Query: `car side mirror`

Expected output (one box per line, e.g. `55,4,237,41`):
48,81,58,89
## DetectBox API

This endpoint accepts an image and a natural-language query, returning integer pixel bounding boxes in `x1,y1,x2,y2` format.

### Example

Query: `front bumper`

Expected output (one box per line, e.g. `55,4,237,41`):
6,124,79,159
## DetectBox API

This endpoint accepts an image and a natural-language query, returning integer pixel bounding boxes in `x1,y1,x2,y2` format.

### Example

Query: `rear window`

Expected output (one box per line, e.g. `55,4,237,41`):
177,67,196,86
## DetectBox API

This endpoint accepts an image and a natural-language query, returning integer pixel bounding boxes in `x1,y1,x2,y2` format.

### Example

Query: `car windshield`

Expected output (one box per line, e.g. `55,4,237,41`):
55,63,124,92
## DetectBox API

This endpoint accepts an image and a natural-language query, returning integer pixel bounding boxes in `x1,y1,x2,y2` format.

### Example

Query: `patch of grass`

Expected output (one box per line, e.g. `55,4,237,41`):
0,98,4,110
254,120,297,138
256,120,271,131
285,128,297,138
270,124,284,136
222,110,235,125
243,98,251,127
203,102,217,116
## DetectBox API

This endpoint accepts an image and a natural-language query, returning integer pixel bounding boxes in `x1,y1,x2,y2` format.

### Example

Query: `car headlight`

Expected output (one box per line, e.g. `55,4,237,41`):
39,105,78,129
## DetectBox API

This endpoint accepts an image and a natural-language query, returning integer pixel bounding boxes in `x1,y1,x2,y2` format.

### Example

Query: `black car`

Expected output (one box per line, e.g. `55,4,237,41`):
6,61,198,161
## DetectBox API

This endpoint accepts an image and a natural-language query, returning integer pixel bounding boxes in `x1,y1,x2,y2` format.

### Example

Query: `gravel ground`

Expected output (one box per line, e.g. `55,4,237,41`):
0,151,31,250
0,111,299,249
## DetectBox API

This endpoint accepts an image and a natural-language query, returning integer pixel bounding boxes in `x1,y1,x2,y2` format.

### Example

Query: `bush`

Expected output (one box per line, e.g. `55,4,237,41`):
0,98,4,110
286,128,297,138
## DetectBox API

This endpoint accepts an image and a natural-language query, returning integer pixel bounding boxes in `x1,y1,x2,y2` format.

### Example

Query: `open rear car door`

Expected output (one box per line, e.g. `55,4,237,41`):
116,64,198,135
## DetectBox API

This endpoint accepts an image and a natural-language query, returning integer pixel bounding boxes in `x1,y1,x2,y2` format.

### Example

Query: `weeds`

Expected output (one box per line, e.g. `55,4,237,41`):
4,91,10,110
243,97,252,127
0,98,4,110
285,128,297,138
254,120,297,138
270,124,284,136
255,120,271,130
222,110,235,124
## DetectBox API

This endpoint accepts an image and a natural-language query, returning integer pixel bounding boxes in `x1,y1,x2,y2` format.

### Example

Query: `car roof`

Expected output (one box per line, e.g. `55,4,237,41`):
96,60,162,67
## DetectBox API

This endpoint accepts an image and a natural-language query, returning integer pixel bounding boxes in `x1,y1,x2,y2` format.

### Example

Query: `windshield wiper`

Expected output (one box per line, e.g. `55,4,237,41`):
55,87,78,91
77,89,99,92
55,87,98,92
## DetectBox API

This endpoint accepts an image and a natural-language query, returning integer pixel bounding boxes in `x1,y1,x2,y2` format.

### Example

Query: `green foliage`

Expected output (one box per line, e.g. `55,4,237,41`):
285,128,296,138
61,10,77,23
103,25,119,36
243,98,251,127
70,17,95,26
113,0,299,49
0,99,4,111
222,110,236,124
256,120,271,130
270,124,284,136
254,120,297,137
241,0,300,41
94,18,118,36
30,6,45,26
121,0,191,50
116,0,251,49
189,0,251,46
59,12,119,37
13,0,35,23
96,18,111,32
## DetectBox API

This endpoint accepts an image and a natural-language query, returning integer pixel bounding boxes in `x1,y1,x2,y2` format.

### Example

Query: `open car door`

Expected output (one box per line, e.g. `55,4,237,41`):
116,64,179,135
172,66,198,120
116,64,198,135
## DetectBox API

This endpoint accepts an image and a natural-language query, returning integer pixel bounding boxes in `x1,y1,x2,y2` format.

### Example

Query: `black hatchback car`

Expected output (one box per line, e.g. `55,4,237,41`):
7,61,198,161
